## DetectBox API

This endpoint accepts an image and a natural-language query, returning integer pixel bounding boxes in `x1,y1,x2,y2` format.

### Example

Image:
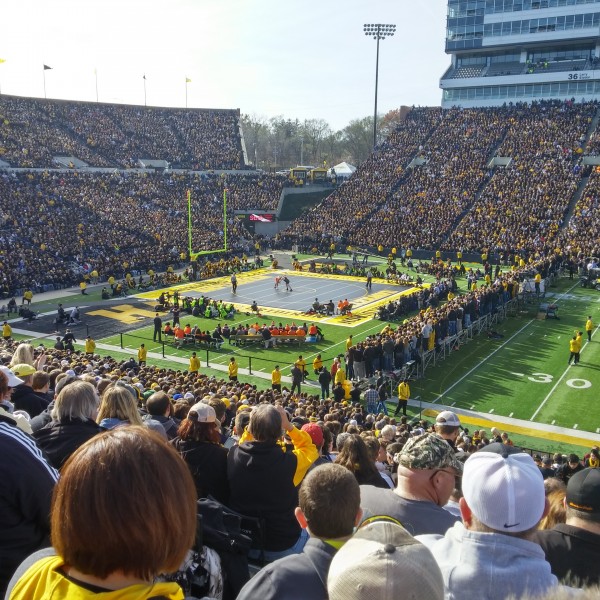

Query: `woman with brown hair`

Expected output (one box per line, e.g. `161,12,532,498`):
7,427,197,599
172,402,229,504
335,434,389,488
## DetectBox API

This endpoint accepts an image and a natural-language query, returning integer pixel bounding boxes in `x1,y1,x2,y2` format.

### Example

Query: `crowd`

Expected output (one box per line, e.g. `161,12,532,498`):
279,100,600,263
445,101,595,254
279,107,444,249
0,170,284,294
0,339,598,599
0,95,244,169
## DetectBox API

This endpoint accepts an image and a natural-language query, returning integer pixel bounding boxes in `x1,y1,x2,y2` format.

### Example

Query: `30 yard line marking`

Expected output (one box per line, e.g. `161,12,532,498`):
530,320,600,421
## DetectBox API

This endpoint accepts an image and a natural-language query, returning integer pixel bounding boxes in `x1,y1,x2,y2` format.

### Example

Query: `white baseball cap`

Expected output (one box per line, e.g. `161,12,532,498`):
436,410,461,427
462,444,545,533
189,402,216,423
0,365,23,387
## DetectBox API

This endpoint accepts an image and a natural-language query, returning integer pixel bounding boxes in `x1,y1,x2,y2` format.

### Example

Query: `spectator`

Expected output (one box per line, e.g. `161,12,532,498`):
172,402,229,504
237,463,362,600
32,381,102,470
434,410,462,451
143,391,179,440
359,433,462,535
6,427,196,599
11,365,48,418
418,443,571,600
336,434,389,488
227,404,317,561
327,521,444,600
533,467,600,586
0,406,58,596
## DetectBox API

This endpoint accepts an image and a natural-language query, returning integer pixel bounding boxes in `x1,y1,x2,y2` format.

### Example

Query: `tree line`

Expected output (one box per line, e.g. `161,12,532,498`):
241,108,406,171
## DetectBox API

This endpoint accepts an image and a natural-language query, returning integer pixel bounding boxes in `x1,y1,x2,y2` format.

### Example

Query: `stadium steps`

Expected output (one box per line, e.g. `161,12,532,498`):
581,105,600,151
562,174,590,229
437,127,510,249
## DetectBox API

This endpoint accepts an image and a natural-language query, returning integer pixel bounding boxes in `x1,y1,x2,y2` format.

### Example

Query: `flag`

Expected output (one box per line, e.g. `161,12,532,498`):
185,77,191,83
43,64,52,70
143,74,146,80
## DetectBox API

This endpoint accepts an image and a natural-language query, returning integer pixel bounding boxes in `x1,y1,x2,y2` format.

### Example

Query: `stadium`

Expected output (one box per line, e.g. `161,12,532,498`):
1,0,600,598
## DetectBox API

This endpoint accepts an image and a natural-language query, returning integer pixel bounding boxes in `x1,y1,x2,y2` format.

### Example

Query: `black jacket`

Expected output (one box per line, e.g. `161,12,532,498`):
12,385,48,418
173,438,229,504
0,416,58,595
228,440,301,552
236,537,337,600
533,523,600,586
33,418,102,470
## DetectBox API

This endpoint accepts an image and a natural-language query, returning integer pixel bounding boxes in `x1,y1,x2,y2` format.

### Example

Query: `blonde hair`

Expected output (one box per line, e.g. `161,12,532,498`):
97,385,144,426
9,343,35,367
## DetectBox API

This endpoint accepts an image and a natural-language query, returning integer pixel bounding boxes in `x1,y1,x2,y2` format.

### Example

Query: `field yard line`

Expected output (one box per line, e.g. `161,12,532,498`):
530,321,600,421
434,279,581,406
433,319,534,403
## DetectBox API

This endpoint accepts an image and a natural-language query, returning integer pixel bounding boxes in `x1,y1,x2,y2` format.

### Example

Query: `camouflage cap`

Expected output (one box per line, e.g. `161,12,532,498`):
396,433,463,472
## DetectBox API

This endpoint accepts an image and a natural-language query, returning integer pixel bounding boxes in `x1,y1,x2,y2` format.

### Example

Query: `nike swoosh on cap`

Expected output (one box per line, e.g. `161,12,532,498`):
503,523,520,528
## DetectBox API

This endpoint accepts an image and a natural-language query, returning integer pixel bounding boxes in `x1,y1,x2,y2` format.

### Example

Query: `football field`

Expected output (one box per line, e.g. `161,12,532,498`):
9,262,600,455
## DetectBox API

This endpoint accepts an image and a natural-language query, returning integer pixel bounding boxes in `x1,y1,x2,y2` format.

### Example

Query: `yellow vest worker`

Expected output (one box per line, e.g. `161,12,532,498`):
271,367,282,388
398,381,410,401
313,355,323,372
84,337,96,354
189,353,200,373
138,345,147,363
2,322,12,339
585,317,593,342
228,358,239,380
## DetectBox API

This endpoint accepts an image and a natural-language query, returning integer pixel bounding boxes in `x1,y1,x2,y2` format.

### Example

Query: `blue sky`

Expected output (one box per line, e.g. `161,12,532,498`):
0,0,449,130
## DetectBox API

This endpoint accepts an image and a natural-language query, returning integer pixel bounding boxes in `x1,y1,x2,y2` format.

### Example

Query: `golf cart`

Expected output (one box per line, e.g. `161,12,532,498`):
580,257,600,290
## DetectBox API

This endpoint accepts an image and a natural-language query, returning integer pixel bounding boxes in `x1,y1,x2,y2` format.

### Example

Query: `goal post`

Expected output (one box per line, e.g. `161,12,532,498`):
187,188,228,260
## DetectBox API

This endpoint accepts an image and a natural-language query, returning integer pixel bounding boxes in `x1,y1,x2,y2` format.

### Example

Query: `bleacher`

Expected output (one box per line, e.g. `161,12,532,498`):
484,62,525,77
448,65,485,79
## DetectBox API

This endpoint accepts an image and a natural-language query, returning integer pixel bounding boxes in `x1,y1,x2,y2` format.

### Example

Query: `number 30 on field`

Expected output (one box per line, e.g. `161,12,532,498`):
527,373,592,389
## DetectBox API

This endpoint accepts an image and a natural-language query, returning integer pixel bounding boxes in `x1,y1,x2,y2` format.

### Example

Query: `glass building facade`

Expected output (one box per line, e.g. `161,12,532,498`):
441,0,600,106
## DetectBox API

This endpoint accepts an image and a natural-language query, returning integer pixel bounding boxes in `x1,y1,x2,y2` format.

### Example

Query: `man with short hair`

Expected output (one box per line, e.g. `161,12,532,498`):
418,443,572,600
144,391,179,440
558,454,584,484
434,410,461,450
359,433,462,536
364,384,379,415
533,467,600,586
236,463,362,600
153,312,162,342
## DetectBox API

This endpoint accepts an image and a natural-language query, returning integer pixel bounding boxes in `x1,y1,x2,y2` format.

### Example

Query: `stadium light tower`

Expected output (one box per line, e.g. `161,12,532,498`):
363,23,396,149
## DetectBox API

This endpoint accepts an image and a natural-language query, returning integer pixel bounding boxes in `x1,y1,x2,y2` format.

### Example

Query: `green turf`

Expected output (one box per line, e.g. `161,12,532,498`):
417,281,600,434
